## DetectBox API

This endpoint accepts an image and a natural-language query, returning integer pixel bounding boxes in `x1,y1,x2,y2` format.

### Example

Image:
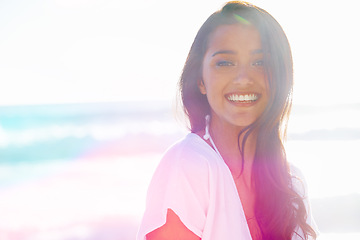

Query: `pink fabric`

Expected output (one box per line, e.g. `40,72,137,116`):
137,133,318,240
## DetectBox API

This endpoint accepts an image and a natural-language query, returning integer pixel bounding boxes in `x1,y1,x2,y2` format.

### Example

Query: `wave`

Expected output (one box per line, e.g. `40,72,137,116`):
0,101,359,163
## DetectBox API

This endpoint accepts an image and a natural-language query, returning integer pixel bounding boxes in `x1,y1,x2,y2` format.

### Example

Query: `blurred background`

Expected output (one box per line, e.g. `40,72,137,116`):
0,0,359,239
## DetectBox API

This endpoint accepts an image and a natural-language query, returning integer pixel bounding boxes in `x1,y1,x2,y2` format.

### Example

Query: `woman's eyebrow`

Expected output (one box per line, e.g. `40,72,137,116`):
211,50,236,57
211,49,263,57
252,49,263,54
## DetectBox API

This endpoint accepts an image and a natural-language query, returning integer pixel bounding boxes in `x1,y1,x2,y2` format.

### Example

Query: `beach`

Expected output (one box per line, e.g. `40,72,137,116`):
0,101,359,239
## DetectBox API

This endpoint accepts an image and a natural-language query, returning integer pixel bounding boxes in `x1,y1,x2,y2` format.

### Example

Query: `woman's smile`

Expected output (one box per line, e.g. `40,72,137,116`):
226,93,260,104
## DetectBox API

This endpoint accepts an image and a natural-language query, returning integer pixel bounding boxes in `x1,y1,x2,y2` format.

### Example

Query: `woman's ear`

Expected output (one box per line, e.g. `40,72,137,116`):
198,79,207,95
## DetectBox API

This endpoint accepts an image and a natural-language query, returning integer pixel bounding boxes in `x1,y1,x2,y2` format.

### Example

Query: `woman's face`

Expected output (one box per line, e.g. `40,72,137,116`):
199,23,269,131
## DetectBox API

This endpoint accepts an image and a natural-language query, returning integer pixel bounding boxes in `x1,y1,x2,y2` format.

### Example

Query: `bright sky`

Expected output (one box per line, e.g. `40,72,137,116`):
0,0,359,106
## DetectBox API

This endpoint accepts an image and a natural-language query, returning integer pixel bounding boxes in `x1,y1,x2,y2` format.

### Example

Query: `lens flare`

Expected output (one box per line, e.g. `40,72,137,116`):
233,14,251,25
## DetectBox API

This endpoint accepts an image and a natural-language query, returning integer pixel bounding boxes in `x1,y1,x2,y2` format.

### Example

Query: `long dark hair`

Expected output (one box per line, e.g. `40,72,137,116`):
179,1,317,239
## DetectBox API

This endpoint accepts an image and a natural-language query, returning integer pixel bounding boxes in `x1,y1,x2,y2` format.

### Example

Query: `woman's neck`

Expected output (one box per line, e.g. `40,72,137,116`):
209,116,257,187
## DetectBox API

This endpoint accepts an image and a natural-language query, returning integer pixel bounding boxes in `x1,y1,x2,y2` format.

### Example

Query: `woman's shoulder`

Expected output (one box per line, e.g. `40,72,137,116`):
147,133,213,207
151,133,221,185
161,133,216,166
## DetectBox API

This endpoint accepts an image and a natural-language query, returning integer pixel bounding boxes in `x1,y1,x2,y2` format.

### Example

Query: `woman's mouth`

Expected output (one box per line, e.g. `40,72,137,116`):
226,93,259,103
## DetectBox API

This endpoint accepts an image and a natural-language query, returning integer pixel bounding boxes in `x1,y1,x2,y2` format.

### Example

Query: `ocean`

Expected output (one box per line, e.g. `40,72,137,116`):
0,101,359,240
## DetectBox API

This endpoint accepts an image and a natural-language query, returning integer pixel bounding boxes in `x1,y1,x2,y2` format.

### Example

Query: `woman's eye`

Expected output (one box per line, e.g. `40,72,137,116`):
216,60,234,67
252,60,264,67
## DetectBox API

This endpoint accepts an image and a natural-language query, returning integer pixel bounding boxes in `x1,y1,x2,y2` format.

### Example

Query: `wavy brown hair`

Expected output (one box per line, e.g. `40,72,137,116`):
179,1,317,239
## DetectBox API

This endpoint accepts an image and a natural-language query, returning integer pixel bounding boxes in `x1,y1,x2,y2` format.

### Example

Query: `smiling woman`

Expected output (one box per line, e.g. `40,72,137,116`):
0,0,359,239
137,1,318,240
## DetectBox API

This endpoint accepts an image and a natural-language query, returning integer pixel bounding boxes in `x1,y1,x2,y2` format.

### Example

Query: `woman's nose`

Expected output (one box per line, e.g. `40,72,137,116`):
233,65,252,85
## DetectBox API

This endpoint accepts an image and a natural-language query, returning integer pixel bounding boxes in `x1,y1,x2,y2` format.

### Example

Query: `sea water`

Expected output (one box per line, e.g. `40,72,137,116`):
0,101,359,239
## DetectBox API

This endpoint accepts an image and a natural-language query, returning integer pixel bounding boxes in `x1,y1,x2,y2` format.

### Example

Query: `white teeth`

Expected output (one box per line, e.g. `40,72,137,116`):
228,94,258,102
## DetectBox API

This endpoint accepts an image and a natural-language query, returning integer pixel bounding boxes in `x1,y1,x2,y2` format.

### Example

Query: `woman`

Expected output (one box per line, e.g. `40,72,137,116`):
137,1,318,239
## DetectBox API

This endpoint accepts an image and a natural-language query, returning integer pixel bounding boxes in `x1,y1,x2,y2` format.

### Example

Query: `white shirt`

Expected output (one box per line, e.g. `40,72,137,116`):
137,133,318,240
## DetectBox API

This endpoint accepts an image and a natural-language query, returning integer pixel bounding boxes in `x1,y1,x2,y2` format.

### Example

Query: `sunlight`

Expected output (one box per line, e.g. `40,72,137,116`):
0,1,359,239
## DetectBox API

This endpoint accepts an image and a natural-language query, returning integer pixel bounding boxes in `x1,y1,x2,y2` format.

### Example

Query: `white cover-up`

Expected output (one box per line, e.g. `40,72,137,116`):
137,133,318,240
